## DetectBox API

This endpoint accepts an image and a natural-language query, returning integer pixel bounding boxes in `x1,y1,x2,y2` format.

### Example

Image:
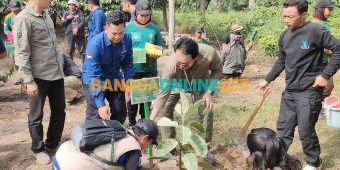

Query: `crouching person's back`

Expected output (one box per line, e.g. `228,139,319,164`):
53,119,158,170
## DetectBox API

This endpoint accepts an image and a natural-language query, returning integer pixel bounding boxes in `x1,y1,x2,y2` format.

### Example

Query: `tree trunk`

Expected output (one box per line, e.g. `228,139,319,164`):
199,0,208,12
248,0,256,9
161,0,168,31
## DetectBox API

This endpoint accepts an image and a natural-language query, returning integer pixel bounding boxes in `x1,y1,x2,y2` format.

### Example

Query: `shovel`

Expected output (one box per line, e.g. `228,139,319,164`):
234,88,271,147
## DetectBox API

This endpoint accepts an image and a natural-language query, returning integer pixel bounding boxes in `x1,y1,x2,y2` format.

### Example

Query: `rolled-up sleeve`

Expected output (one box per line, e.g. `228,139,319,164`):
13,16,34,83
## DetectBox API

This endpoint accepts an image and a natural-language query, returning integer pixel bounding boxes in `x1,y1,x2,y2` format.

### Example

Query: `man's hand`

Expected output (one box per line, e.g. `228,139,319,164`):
150,107,160,122
203,92,213,111
313,75,328,88
27,81,39,96
72,28,78,35
255,80,270,94
98,106,110,120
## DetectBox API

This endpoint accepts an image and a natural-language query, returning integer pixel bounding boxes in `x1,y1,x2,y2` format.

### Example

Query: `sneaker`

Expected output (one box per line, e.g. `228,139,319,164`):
34,151,51,165
303,165,322,170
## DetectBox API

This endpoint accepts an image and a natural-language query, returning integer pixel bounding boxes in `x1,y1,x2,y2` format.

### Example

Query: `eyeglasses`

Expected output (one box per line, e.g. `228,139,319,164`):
176,59,196,68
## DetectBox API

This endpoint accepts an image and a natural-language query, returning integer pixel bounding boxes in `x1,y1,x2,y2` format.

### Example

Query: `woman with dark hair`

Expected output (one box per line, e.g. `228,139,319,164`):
247,127,302,170
311,0,337,98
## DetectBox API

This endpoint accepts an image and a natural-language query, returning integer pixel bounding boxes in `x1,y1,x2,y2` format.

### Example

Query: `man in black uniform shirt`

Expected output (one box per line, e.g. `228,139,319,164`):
257,0,340,169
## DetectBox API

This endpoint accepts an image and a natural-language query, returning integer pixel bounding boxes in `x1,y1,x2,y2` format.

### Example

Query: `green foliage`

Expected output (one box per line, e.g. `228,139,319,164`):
153,7,284,57
155,93,210,170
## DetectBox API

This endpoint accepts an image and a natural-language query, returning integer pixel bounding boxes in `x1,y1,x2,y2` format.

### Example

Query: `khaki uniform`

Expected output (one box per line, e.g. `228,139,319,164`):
13,5,64,83
155,44,222,143
54,133,140,170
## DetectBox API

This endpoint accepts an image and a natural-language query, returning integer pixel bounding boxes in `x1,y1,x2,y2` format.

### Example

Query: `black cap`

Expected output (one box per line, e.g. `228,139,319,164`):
135,119,158,146
315,0,337,8
195,26,204,33
9,0,21,12
135,0,152,15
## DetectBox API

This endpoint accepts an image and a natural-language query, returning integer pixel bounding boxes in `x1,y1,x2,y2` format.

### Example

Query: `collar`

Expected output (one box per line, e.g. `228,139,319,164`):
103,32,113,47
91,6,101,14
26,4,46,17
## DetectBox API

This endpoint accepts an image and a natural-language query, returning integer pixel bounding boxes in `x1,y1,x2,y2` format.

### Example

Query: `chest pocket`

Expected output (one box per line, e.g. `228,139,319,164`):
120,50,128,62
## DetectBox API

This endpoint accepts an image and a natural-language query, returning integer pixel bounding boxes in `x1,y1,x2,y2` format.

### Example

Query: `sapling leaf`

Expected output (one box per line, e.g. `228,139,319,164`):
157,117,179,127
154,139,178,157
188,121,205,134
182,153,198,170
189,134,208,157
176,125,192,145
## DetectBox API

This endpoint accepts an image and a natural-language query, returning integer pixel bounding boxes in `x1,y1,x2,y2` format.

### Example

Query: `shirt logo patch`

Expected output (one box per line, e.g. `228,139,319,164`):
86,53,92,58
16,30,22,38
300,37,310,50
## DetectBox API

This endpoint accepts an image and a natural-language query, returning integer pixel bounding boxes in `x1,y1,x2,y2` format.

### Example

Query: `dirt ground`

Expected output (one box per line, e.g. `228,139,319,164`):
0,49,339,169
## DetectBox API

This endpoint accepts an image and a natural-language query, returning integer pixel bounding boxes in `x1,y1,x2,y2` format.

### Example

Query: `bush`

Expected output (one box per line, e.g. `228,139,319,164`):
152,7,284,57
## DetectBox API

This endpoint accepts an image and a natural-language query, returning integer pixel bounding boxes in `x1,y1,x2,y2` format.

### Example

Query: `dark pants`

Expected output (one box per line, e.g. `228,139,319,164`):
65,33,85,59
84,85,127,124
29,78,66,153
277,89,323,167
127,71,157,126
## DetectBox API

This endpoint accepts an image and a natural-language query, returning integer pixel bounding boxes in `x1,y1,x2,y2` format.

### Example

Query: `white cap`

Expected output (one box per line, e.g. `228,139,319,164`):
68,0,79,7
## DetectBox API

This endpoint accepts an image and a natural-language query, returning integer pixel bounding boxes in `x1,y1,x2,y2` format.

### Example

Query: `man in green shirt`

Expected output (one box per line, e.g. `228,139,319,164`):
3,0,21,42
125,0,163,126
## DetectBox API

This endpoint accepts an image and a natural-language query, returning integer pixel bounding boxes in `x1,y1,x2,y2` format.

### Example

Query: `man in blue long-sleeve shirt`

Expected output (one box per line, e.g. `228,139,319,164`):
87,0,106,41
82,10,135,123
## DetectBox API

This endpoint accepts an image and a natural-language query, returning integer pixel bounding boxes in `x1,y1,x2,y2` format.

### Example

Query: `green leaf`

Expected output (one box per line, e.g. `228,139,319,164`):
182,153,198,170
176,125,192,145
157,117,178,127
198,161,215,170
150,153,175,160
189,134,208,157
188,121,205,134
184,99,204,118
180,93,191,114
154,139,178,157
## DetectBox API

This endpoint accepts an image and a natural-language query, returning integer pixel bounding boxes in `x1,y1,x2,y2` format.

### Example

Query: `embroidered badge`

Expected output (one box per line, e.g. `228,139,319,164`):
300,36,310,50
86,53,92,58
16,30,22,38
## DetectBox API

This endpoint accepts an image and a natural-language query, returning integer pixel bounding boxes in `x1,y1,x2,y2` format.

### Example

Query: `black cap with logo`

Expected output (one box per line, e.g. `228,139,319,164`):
135,0,152,15
134,119,158,145
9,0,21,12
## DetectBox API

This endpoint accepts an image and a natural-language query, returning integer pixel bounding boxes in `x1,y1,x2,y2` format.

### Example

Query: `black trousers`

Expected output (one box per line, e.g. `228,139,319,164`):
127,71,157,126
84,85,127,124
29,78,66,153
65,33,85,59
277,89,323,167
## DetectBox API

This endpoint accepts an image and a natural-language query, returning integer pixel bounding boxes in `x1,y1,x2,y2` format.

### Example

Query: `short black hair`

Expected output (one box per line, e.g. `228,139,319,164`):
313,7,327,21
123,0,137,5
174,36,199,59
283,0,308,14
106,10,126,26
222,34,230,44
88,0,100,6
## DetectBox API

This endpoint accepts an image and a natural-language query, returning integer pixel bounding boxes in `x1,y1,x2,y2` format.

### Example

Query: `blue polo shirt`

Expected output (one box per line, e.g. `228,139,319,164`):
88,7,106,41
82,32,135,108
